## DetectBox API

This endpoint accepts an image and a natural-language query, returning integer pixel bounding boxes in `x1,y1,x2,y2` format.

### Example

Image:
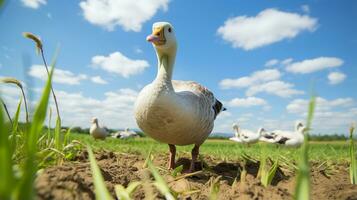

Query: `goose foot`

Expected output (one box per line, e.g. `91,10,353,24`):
188,145,200,173
168,144,176,169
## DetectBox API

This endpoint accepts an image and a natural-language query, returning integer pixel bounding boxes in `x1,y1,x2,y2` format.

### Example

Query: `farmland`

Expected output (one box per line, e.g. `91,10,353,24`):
34,134,357,199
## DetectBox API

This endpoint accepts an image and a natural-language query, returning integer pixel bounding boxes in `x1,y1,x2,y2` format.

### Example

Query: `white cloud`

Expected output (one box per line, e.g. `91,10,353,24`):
265,59,279,67
281,58,293,65
217,8,317,50
220,68,302,98
21,0,46,9
90,76,108,84
52,88,139,128
265,58,293,67
287,97,354,114
91,51,149,78
0,85,140,129
286,97,357,133
246,80,304,98
227,97,267,108
286,57,344,74
28,65,88,85
328,72,346,85
79,0,169,32
219,69,281,89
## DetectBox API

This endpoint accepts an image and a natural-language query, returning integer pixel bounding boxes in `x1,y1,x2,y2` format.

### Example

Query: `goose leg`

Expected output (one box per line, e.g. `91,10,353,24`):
168,144,176,169
189,145,200,172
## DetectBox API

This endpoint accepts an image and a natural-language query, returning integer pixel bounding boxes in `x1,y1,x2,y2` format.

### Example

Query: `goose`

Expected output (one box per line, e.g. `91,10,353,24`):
134,22,226,172
119,128,139,139
229,123,242,142
259,129,278,142
267,122,306,147
230,123,264,144
90,118,108,140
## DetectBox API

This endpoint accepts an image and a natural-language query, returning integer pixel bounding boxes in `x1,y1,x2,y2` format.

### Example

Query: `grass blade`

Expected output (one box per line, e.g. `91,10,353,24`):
1,99,12,124
87,145,113,200
263,158,279,187
208,176,221,200
294,96,315,200
0,96,14,200
349,125,356,184
12,99,22,133
10,99,22,152
147,160,175,200
0,77,29,123
54,117,61,150
115,181,141,200
16,65,54,200
171,165,183,177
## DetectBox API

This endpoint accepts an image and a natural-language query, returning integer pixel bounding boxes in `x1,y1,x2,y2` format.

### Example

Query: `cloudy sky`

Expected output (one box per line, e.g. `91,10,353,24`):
0,0,356,135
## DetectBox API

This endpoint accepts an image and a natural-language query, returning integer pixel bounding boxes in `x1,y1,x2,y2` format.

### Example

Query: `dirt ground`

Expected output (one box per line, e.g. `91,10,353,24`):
35,151,357,200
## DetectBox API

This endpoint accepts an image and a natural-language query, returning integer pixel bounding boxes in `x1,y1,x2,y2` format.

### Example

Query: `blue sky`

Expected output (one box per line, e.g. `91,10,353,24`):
0,0,356,135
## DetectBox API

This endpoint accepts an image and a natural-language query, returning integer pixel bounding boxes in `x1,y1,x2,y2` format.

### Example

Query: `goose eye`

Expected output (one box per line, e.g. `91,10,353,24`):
168,27,172,33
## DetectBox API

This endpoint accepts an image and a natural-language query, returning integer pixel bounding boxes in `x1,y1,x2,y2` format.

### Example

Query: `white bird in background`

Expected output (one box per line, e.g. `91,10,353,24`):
230,123,264,145
134,22,226,172
265,122,306,147
90,118,108,140
119,128,139,139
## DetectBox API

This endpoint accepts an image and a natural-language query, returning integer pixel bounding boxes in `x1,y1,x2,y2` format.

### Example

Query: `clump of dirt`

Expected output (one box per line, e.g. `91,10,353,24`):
35,151,357,200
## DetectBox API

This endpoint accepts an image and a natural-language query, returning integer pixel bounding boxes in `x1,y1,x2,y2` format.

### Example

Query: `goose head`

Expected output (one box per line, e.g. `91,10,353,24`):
91,117,98,124
295,121,307,133
147,22,177,55
232,123,239,131
257,127,266,135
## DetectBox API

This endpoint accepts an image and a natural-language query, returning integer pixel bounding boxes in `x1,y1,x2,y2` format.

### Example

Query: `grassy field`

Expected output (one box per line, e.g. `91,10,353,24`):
71,133,352,162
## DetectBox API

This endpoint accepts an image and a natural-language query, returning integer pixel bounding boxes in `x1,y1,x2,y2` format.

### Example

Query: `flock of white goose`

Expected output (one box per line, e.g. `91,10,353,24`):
230,122,306,147
89,118,138,140
88,22,306,172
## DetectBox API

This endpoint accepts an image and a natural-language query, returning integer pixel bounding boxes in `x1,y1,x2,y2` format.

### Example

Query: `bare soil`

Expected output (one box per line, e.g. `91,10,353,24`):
35,151,357,200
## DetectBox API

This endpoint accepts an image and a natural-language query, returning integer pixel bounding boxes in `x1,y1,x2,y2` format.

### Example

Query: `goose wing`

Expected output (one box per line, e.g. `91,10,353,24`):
172,80,225,118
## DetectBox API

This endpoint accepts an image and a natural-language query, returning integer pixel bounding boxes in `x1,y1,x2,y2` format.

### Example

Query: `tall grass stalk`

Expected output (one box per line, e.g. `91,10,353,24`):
294,96,315,200
87,145,113,200
15,65,54,200
0,96,15,199
0,77,29,123
1,98,12,124
23,32,61,122
349,125,356,184
147,160,175,200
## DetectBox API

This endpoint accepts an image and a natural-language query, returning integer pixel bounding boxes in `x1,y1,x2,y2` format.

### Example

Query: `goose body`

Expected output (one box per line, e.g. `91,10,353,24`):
230,123,264,144
134,22,225,171
266,122,305,147
135,80,219,145
90,118,108,140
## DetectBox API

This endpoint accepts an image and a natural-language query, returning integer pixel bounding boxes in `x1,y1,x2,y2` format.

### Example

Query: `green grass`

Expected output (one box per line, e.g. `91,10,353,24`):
70,134,351,162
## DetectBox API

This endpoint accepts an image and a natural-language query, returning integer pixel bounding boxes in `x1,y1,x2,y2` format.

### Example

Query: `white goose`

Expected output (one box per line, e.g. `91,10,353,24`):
267,122,306,147
90,118,108,140
134,22,225,172
119,128,139,139
230,123,264,144
229,123,242,142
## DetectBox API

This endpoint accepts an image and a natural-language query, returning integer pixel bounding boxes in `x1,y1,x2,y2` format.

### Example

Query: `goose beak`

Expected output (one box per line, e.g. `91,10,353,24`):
146,35,160,43
147,26,166,45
